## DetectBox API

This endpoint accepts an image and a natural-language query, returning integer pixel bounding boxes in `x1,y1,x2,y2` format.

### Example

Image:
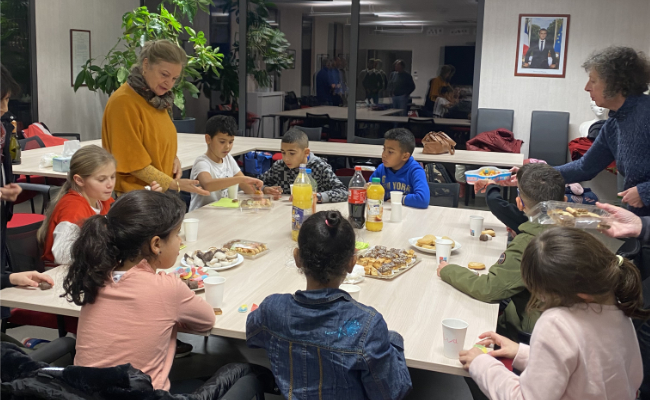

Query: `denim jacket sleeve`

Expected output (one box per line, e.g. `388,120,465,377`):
245,309,267,349
361,314,412,400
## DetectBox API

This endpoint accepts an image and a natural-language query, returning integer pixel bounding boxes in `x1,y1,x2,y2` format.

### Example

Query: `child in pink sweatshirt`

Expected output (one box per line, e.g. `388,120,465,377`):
459,227,646,400
62,191,215,391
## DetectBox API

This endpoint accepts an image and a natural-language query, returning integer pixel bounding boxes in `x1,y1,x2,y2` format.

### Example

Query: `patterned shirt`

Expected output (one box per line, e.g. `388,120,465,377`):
260,154,347,203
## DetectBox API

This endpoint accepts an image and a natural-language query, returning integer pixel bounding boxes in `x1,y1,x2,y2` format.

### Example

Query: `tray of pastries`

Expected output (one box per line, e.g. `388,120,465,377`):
528,201,611,230
356,246,420,280
223,239,269,259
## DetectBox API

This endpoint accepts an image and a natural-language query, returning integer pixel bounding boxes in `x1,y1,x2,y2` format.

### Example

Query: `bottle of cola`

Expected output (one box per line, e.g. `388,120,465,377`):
348,166,367,228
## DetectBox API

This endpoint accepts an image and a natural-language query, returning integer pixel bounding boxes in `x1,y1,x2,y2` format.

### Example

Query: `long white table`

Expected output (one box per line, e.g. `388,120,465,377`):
13,135,523,179
0,201,505,376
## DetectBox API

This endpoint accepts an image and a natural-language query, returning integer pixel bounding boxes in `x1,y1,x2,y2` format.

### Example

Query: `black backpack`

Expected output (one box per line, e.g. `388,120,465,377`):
424,163,455,184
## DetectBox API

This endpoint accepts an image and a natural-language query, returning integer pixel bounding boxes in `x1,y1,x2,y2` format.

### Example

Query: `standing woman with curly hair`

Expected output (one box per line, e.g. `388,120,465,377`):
556,46,650,216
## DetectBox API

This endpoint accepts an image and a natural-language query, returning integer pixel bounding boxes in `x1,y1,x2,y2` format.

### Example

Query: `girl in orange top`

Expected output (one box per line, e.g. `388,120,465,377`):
101,39,208,198
62,191,215,390
39,146,117,266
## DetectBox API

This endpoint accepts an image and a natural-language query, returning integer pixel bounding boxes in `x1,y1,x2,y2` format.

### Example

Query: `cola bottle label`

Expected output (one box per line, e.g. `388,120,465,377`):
348,188,366,204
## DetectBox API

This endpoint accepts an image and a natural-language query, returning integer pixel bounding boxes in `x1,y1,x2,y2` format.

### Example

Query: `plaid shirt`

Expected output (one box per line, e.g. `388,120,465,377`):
260,155,348,203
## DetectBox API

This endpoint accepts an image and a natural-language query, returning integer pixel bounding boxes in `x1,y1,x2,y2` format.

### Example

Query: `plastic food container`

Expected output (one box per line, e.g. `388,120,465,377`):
465,166,511,184
52,156,72,173
236,194,274,212
527,201,612,230
223,239,269,259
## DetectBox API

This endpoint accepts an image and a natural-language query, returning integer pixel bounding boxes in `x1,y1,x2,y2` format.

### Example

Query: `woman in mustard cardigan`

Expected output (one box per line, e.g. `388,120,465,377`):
102,39,208,197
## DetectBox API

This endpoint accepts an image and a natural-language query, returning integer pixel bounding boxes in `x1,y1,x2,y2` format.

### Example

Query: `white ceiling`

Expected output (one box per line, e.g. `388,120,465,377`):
274,0,478,26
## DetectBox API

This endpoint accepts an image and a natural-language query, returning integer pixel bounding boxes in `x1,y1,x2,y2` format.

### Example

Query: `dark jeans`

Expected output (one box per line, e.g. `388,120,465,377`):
392,94,409,116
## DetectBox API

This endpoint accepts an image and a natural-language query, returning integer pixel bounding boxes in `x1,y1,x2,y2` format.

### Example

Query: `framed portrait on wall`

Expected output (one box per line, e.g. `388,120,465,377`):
515,14,570,78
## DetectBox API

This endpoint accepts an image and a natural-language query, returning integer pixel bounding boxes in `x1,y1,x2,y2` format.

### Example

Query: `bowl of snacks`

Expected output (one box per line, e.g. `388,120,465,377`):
465,166,511,184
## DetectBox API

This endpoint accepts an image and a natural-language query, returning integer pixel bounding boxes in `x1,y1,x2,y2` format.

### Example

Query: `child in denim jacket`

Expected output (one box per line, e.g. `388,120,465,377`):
246,211,412,399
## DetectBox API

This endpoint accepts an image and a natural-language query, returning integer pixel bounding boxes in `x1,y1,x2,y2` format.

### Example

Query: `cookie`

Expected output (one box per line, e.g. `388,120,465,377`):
417,234,436,246
468,262,486,270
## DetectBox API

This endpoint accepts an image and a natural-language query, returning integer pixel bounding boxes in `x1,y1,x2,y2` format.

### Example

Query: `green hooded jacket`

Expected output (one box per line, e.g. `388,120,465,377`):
440,221,553,340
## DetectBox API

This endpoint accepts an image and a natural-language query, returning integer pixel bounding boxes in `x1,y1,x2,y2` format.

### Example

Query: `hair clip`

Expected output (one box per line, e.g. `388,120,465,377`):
616,255,624,266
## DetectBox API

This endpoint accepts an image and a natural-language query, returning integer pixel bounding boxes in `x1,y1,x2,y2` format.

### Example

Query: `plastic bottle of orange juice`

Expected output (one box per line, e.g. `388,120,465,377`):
291,164,313,241
366,177,384,232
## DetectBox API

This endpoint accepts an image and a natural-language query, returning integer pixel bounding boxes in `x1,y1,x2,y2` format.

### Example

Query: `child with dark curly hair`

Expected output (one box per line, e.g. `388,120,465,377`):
246,210,412,400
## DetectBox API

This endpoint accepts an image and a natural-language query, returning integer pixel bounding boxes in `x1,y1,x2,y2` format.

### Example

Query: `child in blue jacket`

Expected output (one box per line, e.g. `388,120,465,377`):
246,210,412,400
370,128,430,209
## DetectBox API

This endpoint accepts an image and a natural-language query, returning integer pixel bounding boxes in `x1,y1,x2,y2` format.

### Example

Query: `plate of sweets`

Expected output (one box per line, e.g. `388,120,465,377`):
171,266,219,291
357,246,420,280
408,235,462,254
465,166,511,184
181,247,244,271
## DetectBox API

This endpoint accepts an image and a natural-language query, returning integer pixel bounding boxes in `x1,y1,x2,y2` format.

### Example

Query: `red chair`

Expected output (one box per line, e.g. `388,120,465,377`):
2,183,79,337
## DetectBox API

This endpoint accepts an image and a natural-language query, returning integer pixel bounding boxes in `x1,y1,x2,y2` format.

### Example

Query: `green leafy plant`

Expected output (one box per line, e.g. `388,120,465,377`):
72,0,223,118
195,0,293,106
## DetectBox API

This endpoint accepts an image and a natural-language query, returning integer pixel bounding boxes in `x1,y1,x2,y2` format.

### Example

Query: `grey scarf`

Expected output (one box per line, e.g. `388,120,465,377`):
126,66,175,110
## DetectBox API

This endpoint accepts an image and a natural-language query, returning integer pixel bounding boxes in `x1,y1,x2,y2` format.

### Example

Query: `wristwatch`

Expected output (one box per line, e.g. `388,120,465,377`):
316,193,323,203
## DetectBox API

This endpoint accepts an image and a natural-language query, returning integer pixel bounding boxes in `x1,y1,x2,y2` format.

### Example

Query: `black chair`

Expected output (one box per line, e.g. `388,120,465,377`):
295,126,323,142
529,110,570,166
428,182,460,208
407,118,436,146
475,108,514,135
305,113,344,140
350,136,384,167
52,133,81,141
353,136,385,145
338,175,352,187
18,136,45,151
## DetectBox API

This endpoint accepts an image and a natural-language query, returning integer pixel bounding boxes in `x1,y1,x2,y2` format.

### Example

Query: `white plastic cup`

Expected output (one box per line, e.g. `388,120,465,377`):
442,318,468,359
203,276,226,309
339,284,360,301
435,238,453,265
469,216,484,237
227,184,239,200
184,218,199,242
390,191,403,222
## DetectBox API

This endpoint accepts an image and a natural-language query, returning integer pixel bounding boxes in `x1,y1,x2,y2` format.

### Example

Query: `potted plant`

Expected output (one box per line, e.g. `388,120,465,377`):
195,0,293,108
73,0,223,133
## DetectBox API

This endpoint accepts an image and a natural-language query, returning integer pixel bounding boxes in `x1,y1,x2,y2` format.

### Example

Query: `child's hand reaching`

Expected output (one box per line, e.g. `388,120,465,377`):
475,331,520,359
474,180,496,194
244,177,264,191
150,181,163,192
263,186,282,196
459,347,484,371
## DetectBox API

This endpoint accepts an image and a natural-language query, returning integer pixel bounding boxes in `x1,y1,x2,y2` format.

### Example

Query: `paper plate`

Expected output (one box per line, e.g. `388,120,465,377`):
408,236,462,254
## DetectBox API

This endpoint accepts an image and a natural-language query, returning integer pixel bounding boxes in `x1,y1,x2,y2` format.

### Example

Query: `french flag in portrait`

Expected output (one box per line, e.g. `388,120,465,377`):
522,20,530,56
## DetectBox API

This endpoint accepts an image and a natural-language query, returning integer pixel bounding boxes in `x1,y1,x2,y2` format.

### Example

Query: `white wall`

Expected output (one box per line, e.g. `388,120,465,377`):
359,27,476,99
480,0,650,152
277,6,302,95
479,0,650,202
35,0,139,140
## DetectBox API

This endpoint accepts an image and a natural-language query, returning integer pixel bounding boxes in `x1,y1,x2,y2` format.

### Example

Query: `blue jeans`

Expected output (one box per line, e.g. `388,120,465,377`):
392,95,409,116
